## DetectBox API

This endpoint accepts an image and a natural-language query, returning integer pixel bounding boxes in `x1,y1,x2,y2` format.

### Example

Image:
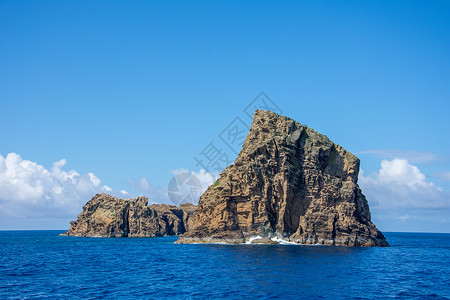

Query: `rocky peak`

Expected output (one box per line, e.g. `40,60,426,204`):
177,110,388,246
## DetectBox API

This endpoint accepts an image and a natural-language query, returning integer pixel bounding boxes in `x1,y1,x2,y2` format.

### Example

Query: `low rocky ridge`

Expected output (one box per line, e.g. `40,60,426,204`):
177,110,389,247
61,193,196,237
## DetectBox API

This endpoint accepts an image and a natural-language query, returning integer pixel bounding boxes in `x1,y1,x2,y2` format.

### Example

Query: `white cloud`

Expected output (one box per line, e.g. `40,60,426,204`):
358,149,438,163
434,171,450,182
120,190,129,195
0,153,111,219
359,158,449,210
170,168,219,191
128,168,219,205
131,177,151,191
359,158,450,232
377,159,429,188
395,214,411,222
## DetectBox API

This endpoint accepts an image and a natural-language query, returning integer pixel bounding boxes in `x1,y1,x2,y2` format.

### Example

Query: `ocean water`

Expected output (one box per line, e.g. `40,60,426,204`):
0,231,449,299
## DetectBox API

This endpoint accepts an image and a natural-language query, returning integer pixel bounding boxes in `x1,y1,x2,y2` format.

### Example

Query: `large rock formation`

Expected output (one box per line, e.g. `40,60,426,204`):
61,193,196,237
177,110,389,247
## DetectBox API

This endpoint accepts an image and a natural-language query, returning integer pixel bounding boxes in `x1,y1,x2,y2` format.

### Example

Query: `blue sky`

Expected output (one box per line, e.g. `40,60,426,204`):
1,0,449,232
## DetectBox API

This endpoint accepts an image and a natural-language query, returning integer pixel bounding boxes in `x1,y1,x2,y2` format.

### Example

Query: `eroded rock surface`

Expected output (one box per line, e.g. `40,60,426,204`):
61,193,196,237
177,110,389,247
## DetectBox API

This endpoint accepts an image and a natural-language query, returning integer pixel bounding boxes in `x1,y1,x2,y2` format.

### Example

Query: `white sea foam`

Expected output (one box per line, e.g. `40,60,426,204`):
245,236,261,244
245,235,298,245
270,236,297,245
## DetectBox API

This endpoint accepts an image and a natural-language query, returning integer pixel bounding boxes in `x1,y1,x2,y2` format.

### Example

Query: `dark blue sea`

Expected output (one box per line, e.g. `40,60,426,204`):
0,231,449,299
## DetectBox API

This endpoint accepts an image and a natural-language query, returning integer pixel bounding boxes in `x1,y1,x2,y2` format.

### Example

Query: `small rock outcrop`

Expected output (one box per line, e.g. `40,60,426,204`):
177,110,389,247
61,193,196,237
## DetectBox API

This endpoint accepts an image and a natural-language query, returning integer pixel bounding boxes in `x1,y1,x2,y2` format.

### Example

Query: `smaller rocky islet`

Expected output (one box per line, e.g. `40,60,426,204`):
60,193,196,237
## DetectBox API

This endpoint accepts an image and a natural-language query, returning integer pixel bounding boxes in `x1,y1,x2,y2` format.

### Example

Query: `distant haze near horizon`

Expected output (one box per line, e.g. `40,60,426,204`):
1,1,449,233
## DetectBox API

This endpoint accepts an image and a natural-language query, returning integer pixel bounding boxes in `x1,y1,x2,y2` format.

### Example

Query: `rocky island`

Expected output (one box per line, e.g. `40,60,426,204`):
61,193,196,237
63,110,388,247
177,110,389,247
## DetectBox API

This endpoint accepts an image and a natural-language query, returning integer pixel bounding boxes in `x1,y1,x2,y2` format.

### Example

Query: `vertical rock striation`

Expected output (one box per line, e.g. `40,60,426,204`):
177,110,389,246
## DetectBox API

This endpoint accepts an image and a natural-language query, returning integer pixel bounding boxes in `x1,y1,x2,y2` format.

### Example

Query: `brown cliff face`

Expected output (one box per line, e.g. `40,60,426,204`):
61,193,196,237
177,110,389,247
